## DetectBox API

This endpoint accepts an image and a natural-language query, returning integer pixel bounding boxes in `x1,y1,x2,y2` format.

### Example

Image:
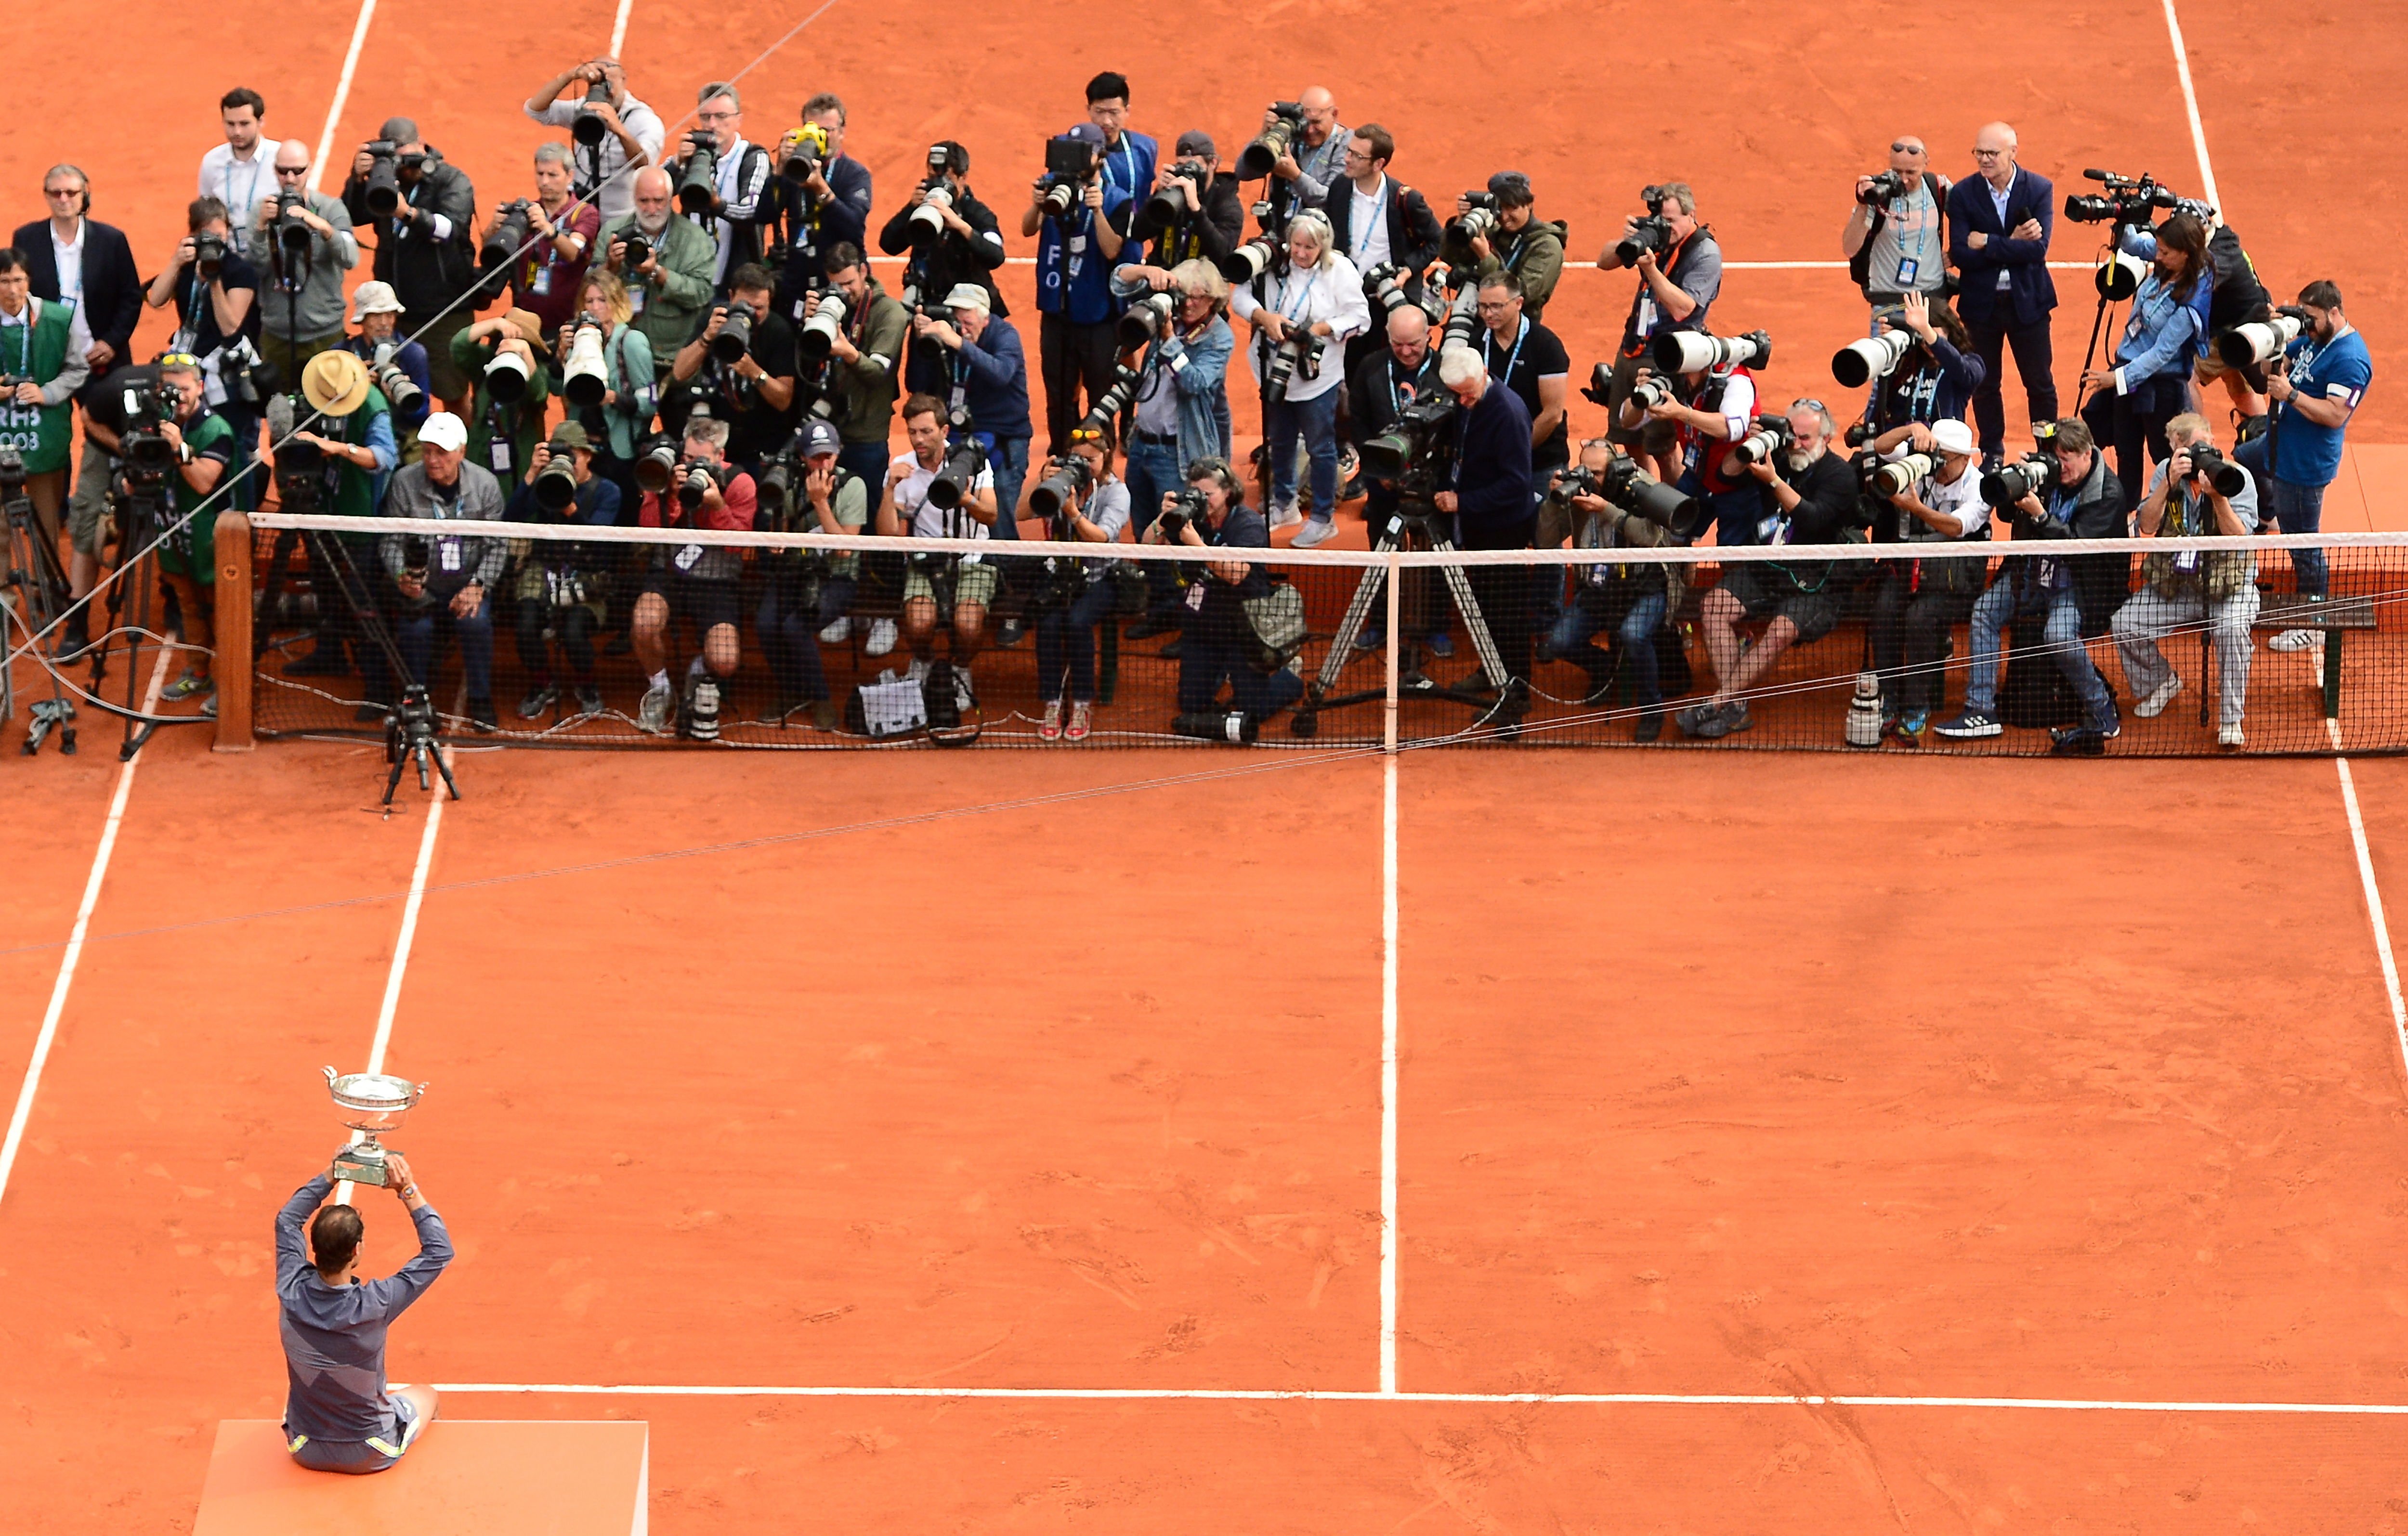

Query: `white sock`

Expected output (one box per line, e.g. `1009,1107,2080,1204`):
649,669,669,691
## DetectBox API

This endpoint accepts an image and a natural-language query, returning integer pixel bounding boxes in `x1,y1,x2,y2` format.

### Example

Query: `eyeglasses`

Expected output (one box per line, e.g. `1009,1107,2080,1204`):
42,187,79,200
1890,142,1925,155
1972,148,2007,160
695,109,737,123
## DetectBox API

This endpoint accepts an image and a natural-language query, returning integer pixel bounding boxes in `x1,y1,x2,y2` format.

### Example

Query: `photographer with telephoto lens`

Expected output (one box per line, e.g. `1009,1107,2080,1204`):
144,197,261,474
551,271,654,510
632,414,755,737
912,283,1032,544
338,282,432,446
878,139,1006,351
1456,171,1564,322
1029,422,1129,741
1848,291,1984,437
381,410,507,732
1678,399,1858,740
1145,455,1300,735
2109,412,2259,746
253,141,358,384
2187,205,2271,416
1597,181,1721,460
1228,208,1369,546
1121,130,1244,278
523,57,663,224
755,419,864,728
667,262,798,472
598,166,719,376
497,144,600,347
1615,331,1764,545
1947,122,2056,462
1934,418,2126,752
1546,437,1694,740
1256,89,1348,207
1025,123,1132,456
1841,135,1949,313
877,393,998,710
450,306,552,485
1112,258,1233,640
2236,281,2370,655
506,421,620,719
765,94,875,314
276,349,400,684
675,83,771,288
2078,210,2211,504
342,117,478,410
1864,417,1987,739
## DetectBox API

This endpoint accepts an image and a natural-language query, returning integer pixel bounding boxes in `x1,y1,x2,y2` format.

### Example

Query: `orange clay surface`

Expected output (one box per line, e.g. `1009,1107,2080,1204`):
7,0,2408,1529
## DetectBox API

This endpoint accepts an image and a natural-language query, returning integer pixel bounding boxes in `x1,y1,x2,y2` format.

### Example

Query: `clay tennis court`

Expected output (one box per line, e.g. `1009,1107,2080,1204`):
7,0,2408,1529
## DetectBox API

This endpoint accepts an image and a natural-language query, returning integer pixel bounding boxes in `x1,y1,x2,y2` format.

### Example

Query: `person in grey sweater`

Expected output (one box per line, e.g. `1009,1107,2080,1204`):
254,139,359,383
380,411,508,729
275,1150,451,1474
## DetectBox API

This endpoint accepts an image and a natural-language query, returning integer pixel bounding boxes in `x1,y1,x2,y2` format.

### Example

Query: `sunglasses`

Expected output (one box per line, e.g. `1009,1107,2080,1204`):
275,166,310,177
1068,426,1107,443
1890,142,1925,155
1793,398,1828,413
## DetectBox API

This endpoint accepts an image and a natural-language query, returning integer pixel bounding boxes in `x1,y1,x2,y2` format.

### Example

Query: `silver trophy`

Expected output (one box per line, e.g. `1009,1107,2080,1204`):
325,1066,427,1187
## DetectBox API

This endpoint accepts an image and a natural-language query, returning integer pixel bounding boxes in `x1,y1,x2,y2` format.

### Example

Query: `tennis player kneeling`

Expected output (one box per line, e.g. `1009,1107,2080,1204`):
274,1152,453,1474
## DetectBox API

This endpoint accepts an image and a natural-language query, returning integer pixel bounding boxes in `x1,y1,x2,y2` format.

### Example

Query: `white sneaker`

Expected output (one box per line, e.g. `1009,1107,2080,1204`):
2268,628,2321,653
2218,722,2244,748
865,618,899,656
1291,517,1337,548
2133,674,2182,718
905,657,930,684
818,615,851,644
1268,502,1303,529
636,680,674,735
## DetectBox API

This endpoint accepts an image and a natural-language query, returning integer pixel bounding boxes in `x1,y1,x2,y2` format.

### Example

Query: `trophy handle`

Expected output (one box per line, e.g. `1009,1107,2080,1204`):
412,1080,430,1103
323,1065,339,1088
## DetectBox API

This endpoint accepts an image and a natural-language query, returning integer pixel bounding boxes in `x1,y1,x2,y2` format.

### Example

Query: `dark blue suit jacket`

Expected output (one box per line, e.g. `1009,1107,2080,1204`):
1946,169,2057,327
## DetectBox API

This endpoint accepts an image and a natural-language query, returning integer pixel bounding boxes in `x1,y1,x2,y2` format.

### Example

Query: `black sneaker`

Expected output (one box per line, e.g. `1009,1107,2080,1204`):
1634,709,1663,743
2049,725,2107,757
1157,636,1182,660
1932,707,2003,740
995,618,1025,649
467,696,499,734
52,612,92,663
1126,614,1177,641
574,683,604,716
517,682,560,720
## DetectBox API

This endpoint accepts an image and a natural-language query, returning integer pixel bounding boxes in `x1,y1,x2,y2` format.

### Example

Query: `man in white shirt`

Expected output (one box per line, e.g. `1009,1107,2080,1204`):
523,57,662,224
875,393,997,694
199,88,274,260
1867,417,1988,736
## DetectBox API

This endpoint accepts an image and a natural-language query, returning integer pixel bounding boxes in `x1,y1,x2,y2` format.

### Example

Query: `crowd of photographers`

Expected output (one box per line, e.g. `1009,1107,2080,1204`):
4,75,2371,751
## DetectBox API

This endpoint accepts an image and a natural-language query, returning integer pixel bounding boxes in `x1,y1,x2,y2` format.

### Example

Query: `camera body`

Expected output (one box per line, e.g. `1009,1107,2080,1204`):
1238,102,1305,181
361,140,404,219
677,130,720,215
618,230,652,271
192,230,229,279
1220,233,1280,285
2063,168,2179,226
1627,374,1676,412
908,181,955,240
1440,193,1499,269
779,121,833,186
572,78,615,148
1361,261,1425,324
1858,169,1907,206
1727,415,1794,469
632,433,682,495
1156,486,1210,540
1262,325,1325,404
797,290,847,363
481,199,532,273
1038,135,1101,221
2179,441,2249,499
532,450,581,513
1558,450,1702,547
1133,164,1208,242
1028,453,1096,520
1979,453,2053,510
675,456,727,513
271,189,315,259
710,299,758,366
1616,188,1675,266
1118,290,1174,350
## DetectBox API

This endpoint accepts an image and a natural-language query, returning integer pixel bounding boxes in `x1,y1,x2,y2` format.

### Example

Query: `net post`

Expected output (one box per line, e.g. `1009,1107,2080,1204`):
1383,549,1401,754
212,508,254,752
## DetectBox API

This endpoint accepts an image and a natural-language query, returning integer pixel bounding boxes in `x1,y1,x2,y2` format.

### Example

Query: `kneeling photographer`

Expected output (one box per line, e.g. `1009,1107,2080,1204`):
1146,455,1300,738
506,421,620,720
143,354,238,708
1934,418,2126,752
1864,417,1987,739
876,393,998,714
755,419,864,728
2109,412,2258,747
631,414,755,737
450,307,552,484
1026,422,1130,742
1112,258,1233,639
380,411,507,732
666,262,798,473
275,351,400,685
1546,437,1696,742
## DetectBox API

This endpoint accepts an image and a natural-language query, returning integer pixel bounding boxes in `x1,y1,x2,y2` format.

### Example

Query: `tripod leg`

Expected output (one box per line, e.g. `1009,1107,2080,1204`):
1429,543,1509,691
1311,539,1396,698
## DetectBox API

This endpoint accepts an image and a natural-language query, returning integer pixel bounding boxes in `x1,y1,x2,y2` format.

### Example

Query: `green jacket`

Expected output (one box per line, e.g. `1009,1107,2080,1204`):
1475,217,1567,323
595,214,717,371
0,298,83,473
451,328,553,482
832,280,911,448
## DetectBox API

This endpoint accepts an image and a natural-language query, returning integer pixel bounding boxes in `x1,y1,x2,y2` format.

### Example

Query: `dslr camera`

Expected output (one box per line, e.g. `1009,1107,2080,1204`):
1037,134,1100,221
797,290,847,364
1027,453,1096,520
2219,304,2307,367
1651,328,1770,375
924,436,991,513
1556,451,1702,547
1615,185,1676,266
192,230,229,280
532,447,582,513
360,140,405,219
1979,452,2053,511
2063,168,2179,226
710,299,758,366
1361,262,1426,324
675,456,727,514
1726,414,1794,469
571,76,616,148
1238,101,1305,181
2178,442,2249,499
481,199,533,273
1440,191,1499,269
1220,231,1281,284
677,129,720,215
779,121,835,187
1262,325,1325,404
1133,163,1209,242
1857,170,1909,206
1156,486,1210,539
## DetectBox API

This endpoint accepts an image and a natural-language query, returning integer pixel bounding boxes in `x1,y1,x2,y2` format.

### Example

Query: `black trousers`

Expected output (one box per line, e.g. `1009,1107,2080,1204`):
2080,372,2182,508
1459,513,1536,699
1039,313,1120,456
514,593,599,685
1965,312,2058,457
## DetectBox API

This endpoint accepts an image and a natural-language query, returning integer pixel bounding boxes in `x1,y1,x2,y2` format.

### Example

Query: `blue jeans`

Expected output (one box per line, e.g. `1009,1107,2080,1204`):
1124,434,1184,615
397,590,494,703
1964,582,2114,729
1178,610,1304,719
1549,586,1667,706
986,435,1028,540
757,570,856,703
1267,388,1340,521
1034,576,1117,702
1680,473,1768,548
2234,433,2327,599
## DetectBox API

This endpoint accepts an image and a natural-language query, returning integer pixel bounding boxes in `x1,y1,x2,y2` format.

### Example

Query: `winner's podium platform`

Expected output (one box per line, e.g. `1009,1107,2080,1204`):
195,1419,649,1536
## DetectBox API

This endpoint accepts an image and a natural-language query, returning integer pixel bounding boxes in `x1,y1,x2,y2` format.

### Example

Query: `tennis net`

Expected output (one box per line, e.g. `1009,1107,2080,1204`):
227,511,2405,756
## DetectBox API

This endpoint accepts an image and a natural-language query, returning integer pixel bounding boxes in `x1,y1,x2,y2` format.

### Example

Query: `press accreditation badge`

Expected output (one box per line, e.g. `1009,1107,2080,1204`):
628,286,645,315
529,264,552,297
674,544,704,572
437,538,463,573
488,438,511,474
1895,257,1919,286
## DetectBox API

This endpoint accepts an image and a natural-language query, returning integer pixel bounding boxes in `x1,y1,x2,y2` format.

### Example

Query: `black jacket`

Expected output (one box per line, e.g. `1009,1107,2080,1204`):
2003,449,2129,631
9,218,143,404
1144,172,1245,270
764,154,873,316
1347,347,1443,448
342,154,478,317
877,183,1008,317
1947,169,2056,326
1450,381,1534,542
1320,178,1443,301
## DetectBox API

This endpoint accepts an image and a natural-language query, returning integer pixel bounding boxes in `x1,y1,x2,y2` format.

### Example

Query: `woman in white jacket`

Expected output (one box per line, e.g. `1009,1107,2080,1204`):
1228,209,1370,547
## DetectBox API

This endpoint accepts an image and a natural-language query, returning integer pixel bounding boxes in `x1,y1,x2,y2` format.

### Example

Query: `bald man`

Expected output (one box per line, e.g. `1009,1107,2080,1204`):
598,164,718,372
1264,87,1348,206
256,139,360,383
1947,121,2058,460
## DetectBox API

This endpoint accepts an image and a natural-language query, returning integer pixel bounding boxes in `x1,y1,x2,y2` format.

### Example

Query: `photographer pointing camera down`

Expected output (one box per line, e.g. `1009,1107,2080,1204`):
1598,182,1721,461
632,415,755,737
523,57,663,225
599,167,718,377
254,141,359,384
342,118,478,412
2110,413,2260,747
1458,172,1564,322
381,411,507,732
1841,135,1949,313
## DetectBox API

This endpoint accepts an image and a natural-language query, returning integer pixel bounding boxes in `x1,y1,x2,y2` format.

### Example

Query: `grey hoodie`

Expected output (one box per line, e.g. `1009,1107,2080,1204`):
275,1173,452,1445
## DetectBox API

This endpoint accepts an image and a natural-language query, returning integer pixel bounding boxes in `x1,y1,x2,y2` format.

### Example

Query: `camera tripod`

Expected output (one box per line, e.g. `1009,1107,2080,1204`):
1289,495,1512,740
101,482,173,761
2072,231,2137,413
2,481,76,753
310,525,460,809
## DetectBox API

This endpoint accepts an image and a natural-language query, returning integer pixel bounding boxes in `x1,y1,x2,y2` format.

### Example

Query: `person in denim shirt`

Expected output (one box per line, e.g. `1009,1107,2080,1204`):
2080,211,2211,504
1114,258,1233,638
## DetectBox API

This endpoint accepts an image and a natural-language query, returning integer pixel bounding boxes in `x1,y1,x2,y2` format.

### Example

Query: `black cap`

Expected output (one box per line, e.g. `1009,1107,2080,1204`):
1487,171,1533,208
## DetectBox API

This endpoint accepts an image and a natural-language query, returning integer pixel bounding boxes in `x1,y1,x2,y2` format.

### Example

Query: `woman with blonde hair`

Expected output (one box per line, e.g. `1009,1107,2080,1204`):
1227,208,1370,546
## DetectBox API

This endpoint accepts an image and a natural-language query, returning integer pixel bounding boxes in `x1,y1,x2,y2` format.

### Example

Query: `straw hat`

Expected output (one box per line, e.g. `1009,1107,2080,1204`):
301,349,371,416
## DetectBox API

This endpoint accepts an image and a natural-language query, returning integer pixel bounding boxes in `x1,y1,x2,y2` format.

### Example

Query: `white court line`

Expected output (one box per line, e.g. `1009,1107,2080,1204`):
863,257,2093,271
309,0,380,194
430,1382,2408,1415
0,647,174,1214
2329,721,2408,1078
609,0,634,58
333,757,449,1205
1378,753,1399,1395
2160,0,2223,210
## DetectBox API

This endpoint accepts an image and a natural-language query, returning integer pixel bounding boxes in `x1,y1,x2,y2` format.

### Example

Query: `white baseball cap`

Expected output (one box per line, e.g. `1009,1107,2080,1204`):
419,412,468,452
1931,418,1976,456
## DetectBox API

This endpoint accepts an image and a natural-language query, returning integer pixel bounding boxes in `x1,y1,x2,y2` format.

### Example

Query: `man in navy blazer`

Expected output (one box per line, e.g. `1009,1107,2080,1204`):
1947,122,2057,460
10,165,144,403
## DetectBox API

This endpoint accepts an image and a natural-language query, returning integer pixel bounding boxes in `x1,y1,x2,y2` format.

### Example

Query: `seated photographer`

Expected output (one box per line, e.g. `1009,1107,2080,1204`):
1615,345,1760,545
1431,346,1535,730
1119,130,1243,277
1144,455,1301,728
523,57,663,225
1597,182,1721,456
340,120,478,411
765,94,875,315
667,262,798,473
2110,413,2258,748
1547,439,1682,742
1841,136,1949,313
554,271,654,509
337,282,431,444
631,414,755,737
912,283,1031,542
1228,209,1369,546
756,419,863,729
1029,423,1130,742
1459,172,1565,322
149,354,237,708
505,422,619,720
1111,258,1233,640
279,351,401,687
598,166,718,376
675,82,772,287
253,141,358,384
1678,399,1856,741
1346,304,1447,656
1934,418,2127,752
876,394,998,710
381,411,507,733
1858,292,1983,436
1024,123,1131,457
2078,210,2212,505
1865,417,1987,740
502,143,601,347
877,140,1007,348
449,307,552,483
0,246,91,586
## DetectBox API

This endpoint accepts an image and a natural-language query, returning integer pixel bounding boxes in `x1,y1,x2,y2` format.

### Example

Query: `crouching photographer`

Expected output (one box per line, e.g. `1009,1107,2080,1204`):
336,282,431,452
1612,331,1764,545
2110,413,2258,747
912,283,1032,542
506,422,620,720
1545,437,1698,742
1148,455,1300,740
381,411,507,732
1864,417,1987,739
755,420,864,728
450,307,551,483
1934,418,2127,754
631,414,755,738
1025,423,1130,741
275,351,400,685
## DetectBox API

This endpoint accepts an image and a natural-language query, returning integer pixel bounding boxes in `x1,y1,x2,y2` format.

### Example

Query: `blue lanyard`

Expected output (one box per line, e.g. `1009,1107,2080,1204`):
1482,318,1528,388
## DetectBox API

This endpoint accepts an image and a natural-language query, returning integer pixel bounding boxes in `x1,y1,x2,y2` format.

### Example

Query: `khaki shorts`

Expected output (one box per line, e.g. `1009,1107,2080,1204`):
901,560,997,613
66,440,114,558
